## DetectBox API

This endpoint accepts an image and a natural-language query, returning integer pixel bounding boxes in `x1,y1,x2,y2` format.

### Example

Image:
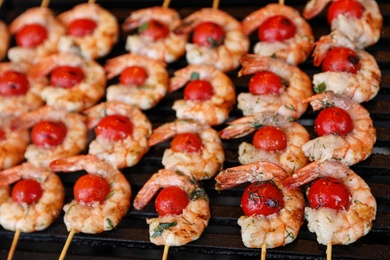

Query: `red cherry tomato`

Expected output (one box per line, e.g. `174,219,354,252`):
12,179,43,205
31,120,67,148
67,18,97,37
258,15,296,42
50,65,85,89
15,23,48,48
327,0,363,25
321,47,361,74
155,186,189,216
170,132,203,153
252,125,287,151
308,177,351,210
248,71,284,95
192,21,225,48
0,70,30,96
184,79,214,101
138,19,169,40
74,174,111,206
95,114,133,141
241,181,284,216
119,66,148,86
0,128,5,141
315,107,353,136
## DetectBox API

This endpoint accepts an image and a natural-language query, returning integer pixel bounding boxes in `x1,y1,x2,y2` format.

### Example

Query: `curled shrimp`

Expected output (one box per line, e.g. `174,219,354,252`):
0,20,9,61
169,64,236,126
83,101,152,169
237,54,313,119
241,4,314,65
219,112,309,174
0,162,64,233
133,169,210,246
302,91,376,166
57,3,119,60
215,161,305,249
29,52,106,112
283,160,377,245
104,53,169,110
10,105,88,168
8,7,66,64
174,8,250,72
148,119,224,181
123,7,187,63
49,154,131,234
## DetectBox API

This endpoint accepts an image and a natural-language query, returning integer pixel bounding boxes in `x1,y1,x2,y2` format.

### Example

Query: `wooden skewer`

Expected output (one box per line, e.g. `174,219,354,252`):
7,229,21,260
88,0,96,4
212,0,220,9
58,229,76,260
162,0,171,8
162,244,169,260
261,243,266,260
326,242,332,260
40,0,50,8
279,0,284,5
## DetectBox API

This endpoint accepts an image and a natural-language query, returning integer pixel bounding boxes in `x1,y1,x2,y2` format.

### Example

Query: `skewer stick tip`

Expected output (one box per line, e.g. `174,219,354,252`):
162,0,171,8
40,0,50,8
7,229,21,260
59,229,76,260
212,0,220,9
162,244,170,260
326,242,332,260
261,243,266,260
279,0,285,5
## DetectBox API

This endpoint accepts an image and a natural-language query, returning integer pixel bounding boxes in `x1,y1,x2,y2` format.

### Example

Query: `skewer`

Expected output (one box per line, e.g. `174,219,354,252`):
40,0,50,8
261,243,266,260
59,229,76,260
212,0,220,9
162,0,171,8
326,242,332,260
279,0,284,5
88,0,96,4
7,229,21,260
162,244,169,260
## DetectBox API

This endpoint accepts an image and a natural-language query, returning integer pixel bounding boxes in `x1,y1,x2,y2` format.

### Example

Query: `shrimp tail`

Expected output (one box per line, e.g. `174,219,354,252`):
303,0,331,20
238,54,271,76
0,168,21,186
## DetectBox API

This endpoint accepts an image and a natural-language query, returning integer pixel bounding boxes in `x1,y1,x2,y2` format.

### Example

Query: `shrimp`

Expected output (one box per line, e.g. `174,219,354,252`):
219,112,309,174
0,162,64,233
104,53,169,110
83,101,152,169
169,64,236,126
133,169,210,247
215,161,305,249
0,20,9,61
10,105,88,168
29,52,106,112
57,3,119,60
123,7,187,63
237,54,313,119
302,91,376,166
241,4,314,65
49,154,131,234
174,8,250,72
8,7,66,64
148,119,224,181
283,160,377,245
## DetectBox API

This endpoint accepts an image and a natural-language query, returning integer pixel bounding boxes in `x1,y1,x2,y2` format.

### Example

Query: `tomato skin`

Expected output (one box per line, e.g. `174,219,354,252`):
308,177,351,210
67,18,97,37
241,181,284,216
0,70,30,96
327,0,363,25
0,128,5,141
50,65,85,89
95,114,133,141
138,19,169,40
31,121,67,148
252,125,287,151
184,79,214,101
170,132,203,153
321,47,361,74
315,107,353,136
258,15,296,42
155,186,189,216
16,24,48,48
192,21,225,48
248,71,284,95
119,66,148,86
74,174,111,206
12,179,43,205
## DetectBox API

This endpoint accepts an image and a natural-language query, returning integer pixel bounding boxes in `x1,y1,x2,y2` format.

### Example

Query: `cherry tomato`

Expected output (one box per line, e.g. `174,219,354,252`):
74,174,111,206
0,70,30,96
184,79,214,101
119,66,148,86
258,15,296,42
308,177,351,210
327,0,363,25
138,19,169,41
0,128,5,141
241,181,284,216
321,47,361,74
252,125,287,151
31,120,67,148
192,21,225,48
95,114,133,141
248,71,284,95
11,179,43,205
315,107,353,136
50,65,85,89
67,18,97,37
170,132,203,153
155,186,189,216
15,23,48,48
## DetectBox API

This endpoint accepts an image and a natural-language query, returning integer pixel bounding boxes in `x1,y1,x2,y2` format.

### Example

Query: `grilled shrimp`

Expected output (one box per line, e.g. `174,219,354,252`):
123,7,187,63
174,8,250,72
133,169,210,246
169,64,236,126
0,20,9,61
241,4,314,65
84,101,152,169
237,54,313,119
104,53,169,110
215,161,305,249
302,91,376,166
148,119,225,181
283,160,377,245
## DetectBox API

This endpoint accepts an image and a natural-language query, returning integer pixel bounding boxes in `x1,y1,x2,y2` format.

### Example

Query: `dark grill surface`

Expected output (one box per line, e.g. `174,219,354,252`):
1,1,390,259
